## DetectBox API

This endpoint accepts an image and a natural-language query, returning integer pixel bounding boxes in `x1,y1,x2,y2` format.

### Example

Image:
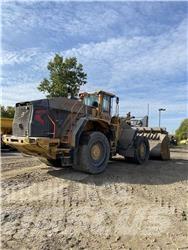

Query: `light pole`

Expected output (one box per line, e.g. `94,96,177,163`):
158,108,166,128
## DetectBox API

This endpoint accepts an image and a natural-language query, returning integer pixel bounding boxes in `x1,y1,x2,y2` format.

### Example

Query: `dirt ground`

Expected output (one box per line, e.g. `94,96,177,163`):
1,147,188,250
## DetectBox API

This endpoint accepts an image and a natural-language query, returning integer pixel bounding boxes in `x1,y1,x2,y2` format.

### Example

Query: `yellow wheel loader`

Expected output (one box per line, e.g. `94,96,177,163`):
3,91,170,174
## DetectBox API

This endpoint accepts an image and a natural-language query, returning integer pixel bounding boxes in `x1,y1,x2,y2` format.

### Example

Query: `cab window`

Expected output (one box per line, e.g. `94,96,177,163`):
102,95,111,113
83,95,98,107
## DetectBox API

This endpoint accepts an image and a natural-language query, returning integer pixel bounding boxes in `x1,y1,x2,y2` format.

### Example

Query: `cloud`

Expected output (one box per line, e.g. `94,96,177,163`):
2,1,187,51
2,82,45,106
1,48,39,65
2,2,121,39
64,18,187,89
3,17,186,77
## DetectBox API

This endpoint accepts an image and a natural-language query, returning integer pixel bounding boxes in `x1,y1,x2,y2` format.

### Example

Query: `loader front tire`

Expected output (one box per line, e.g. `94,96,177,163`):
74,132,110,174
133,136,150,164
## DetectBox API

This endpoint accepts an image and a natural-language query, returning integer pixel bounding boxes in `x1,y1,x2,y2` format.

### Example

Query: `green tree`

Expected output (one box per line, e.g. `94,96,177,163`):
38,54,87,98
0,106,15,118
175,119,188,141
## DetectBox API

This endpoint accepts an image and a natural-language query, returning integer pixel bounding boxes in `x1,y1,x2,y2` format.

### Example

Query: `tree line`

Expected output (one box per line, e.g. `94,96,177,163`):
175,119,188,141
1,106,15,118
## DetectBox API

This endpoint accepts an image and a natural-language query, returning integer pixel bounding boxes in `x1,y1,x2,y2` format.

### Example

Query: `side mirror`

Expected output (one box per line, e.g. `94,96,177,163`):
116,97,119,104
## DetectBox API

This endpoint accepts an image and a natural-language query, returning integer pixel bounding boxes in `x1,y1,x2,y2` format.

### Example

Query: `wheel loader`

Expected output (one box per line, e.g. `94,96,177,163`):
3,91,170,174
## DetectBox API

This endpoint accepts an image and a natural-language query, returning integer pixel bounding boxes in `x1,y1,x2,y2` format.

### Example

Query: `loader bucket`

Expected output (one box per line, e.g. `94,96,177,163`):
137,127,170,160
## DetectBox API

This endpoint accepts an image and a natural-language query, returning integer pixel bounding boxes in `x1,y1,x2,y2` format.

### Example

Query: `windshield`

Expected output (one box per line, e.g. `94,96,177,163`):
102,95,110,112
83,95,98,107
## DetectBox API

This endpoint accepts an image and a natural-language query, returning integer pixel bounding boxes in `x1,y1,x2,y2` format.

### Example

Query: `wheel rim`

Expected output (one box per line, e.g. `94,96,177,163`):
90,143,102,161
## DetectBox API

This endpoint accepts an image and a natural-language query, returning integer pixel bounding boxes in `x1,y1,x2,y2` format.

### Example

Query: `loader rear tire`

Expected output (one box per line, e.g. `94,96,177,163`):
73,132,110,174
133,136,150,164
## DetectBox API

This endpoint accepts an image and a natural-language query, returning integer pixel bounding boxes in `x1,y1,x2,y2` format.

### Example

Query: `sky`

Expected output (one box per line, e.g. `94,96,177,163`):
1,1,188,133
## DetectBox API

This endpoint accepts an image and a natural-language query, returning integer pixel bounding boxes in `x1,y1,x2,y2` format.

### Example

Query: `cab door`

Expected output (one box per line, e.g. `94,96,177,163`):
101,95,111,121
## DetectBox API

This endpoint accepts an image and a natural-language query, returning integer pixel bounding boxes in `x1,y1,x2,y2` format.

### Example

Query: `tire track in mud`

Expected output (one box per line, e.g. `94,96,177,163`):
1,157,41,172
1,152,188,250
1,166,52,199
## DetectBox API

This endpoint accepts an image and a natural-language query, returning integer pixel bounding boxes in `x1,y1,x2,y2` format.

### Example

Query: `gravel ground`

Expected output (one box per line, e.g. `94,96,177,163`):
1,148,188,250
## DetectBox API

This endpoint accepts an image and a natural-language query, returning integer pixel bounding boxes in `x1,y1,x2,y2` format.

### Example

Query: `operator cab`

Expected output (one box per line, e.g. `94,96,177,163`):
79,90,119,121
81,93,99,108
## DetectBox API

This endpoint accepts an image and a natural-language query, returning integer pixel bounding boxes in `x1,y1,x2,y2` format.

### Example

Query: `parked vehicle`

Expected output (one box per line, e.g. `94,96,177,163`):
3,91,170,173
